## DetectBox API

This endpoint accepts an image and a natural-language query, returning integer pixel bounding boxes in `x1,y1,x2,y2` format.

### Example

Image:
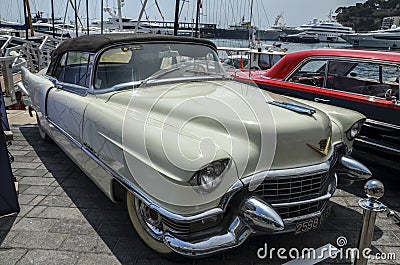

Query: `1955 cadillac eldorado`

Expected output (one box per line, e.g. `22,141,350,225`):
21,34,371,256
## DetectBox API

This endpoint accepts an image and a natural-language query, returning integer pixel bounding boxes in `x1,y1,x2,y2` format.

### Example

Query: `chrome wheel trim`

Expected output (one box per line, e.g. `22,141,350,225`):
134,197,164,241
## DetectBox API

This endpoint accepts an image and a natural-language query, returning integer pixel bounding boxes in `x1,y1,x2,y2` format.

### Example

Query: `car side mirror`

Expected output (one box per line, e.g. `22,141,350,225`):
385,88,399,104
349,72,357,77
385,89,394,100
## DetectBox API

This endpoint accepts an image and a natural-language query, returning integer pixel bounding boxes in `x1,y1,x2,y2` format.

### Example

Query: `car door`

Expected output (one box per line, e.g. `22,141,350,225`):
46,51,95,153
264,59,329,100
313,59,400,157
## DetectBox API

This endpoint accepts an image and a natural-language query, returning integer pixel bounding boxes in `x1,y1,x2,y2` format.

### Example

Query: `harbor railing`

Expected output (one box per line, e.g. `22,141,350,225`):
0,35,61,101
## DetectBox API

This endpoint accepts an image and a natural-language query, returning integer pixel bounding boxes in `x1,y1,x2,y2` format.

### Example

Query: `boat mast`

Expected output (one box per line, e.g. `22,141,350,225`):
248,0,254,75
101,0,104,34
134,0,148,34
23,0,28,39
86,0,89,35
74,0,78,37
174,0,180,36
195,0,201,37
249,0,253,27
117,0,123,31
24,0,34,37
51,0,55,37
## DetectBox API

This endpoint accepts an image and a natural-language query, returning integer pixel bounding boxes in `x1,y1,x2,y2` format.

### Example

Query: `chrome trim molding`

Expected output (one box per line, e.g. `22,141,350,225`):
268,101,316,115
283,208,326,224
337,156,372,181
241,197,284,231
355,138,400,154
47,119,82,148
365,118,400,130
241,161,330,186
164,196,284,256
164,216,252,256
271,193,332,207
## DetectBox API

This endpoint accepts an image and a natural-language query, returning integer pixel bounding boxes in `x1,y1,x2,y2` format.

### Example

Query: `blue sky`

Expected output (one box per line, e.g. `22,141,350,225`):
1,0,364,28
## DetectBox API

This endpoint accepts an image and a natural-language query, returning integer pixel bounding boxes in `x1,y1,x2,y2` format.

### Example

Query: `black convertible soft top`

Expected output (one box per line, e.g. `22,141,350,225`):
51,33,217,59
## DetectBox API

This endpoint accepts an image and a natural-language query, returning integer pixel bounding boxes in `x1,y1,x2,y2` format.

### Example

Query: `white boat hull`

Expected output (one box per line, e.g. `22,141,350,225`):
341,34,400,49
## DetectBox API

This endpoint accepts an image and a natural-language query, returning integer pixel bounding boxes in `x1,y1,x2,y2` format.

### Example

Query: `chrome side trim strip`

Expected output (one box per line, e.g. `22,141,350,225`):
365,119,400,130
271,193,332,207
268,101,316,115
47,119,82,148
355,138,400,154
46,117,223,223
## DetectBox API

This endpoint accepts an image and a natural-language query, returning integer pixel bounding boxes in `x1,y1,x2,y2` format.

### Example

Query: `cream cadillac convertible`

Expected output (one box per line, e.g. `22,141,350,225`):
21,34,371,256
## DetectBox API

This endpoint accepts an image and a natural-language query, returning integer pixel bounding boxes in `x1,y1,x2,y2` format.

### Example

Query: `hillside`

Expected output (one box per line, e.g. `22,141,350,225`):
336,0,400,32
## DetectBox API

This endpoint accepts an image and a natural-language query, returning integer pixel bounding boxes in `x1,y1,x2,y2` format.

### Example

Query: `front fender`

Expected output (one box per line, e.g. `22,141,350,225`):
288,97,366,148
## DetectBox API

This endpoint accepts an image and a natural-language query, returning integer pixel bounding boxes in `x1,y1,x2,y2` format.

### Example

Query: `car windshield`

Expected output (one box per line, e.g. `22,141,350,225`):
94,42,228,90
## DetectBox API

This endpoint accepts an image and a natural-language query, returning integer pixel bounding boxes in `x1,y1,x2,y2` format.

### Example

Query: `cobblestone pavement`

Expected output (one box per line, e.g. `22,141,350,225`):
1,121,399,264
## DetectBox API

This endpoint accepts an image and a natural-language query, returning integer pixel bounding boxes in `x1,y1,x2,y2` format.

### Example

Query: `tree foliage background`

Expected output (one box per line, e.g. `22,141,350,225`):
336,0,400,31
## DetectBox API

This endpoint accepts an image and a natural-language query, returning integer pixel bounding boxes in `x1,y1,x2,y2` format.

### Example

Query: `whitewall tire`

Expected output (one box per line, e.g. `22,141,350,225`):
126,191,172,254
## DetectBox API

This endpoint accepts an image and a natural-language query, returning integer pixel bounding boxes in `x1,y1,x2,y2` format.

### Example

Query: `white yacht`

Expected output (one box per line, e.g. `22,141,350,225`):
341,27,400,49
296,18,355,43
102,7,193,36
31,22,103,38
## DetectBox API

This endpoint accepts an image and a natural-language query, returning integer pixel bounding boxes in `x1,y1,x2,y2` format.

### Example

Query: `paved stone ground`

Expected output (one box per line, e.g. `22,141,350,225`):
1,112,399,264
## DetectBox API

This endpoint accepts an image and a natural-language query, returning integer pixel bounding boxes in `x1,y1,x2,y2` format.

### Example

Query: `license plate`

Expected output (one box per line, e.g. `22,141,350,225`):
295,217,320,234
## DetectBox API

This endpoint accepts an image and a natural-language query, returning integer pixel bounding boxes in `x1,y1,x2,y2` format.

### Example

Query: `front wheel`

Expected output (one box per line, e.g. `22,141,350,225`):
126,191,172,254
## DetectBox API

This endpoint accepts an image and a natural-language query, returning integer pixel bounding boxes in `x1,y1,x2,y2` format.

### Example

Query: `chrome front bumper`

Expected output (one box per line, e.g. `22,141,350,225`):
164,196,285,256
117,151,369,257
158,154,371,257
163,193,332,256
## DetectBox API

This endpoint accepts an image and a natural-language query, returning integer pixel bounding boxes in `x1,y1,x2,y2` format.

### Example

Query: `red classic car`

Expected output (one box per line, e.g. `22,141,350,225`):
247,49,400,169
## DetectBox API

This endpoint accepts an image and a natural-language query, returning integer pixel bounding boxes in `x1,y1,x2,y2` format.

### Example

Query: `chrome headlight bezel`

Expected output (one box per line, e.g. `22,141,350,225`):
190,158,230,195
346,119,364,141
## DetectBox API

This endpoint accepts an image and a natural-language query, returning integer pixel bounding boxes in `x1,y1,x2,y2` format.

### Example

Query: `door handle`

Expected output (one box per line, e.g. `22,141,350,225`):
315,98,330,103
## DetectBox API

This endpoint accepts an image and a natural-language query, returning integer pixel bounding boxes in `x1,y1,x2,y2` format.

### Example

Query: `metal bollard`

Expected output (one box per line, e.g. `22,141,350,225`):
355,179,386,265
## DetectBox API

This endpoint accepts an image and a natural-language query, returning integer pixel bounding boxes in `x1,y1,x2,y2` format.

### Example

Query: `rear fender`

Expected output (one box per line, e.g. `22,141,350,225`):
21,67,54,117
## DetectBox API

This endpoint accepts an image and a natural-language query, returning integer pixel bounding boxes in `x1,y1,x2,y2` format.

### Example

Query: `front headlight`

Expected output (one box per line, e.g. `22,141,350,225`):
346,119,364,140
190,159,230,194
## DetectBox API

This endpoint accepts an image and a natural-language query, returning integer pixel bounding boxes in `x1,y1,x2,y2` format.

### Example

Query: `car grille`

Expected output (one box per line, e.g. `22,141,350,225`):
161,214,223,237
255,172,329,203
162,217,190,236
276,201,327,219
254,172,330,219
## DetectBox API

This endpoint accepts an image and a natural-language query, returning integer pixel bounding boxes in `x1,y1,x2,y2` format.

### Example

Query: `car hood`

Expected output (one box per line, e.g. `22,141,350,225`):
104,80,332,181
